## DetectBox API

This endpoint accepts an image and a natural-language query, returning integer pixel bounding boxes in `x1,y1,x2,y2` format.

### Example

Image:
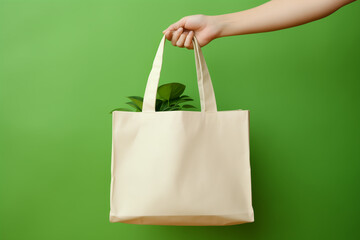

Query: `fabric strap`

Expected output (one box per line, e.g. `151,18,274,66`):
142,35,217,112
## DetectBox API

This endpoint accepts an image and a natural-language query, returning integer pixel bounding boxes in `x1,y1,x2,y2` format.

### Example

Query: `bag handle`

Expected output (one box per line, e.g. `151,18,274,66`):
142,35,217,112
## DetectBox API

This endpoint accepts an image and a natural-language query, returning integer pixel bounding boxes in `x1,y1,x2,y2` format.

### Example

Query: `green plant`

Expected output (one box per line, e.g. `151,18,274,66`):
111,83,196,113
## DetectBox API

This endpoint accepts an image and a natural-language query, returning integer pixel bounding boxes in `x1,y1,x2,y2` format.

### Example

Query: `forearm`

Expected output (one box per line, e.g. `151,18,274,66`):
214,0,356,37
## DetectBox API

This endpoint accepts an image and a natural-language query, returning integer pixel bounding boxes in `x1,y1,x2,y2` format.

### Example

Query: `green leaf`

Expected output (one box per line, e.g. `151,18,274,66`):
181,104,196,109
170,104,181,108
180,95,194,99
170,97,194,105
163,106,181,111
110,107,133,113
115,83,196,112
126,102,141,111
127,96,143,110
155,99,163,111
159,101,169,111
156,92,162,100
157,83,185,100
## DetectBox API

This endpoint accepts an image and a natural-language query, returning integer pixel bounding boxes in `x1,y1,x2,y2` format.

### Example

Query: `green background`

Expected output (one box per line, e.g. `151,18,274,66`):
1,0,359,239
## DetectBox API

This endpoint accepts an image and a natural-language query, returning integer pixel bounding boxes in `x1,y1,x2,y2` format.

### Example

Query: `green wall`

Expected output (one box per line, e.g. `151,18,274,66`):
1,0,359,239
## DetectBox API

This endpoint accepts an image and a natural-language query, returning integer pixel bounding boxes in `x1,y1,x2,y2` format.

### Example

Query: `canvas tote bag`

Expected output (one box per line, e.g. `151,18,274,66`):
110,35,254,226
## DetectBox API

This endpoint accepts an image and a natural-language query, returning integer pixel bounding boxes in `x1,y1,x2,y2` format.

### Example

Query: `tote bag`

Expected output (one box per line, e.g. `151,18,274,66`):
110,35,254,226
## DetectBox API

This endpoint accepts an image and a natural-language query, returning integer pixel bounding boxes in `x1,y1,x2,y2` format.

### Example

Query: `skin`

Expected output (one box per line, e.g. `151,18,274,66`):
163,0,357,49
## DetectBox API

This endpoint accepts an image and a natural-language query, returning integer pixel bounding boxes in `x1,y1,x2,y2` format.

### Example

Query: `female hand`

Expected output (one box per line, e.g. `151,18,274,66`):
162,0,355,50
162,15,221,49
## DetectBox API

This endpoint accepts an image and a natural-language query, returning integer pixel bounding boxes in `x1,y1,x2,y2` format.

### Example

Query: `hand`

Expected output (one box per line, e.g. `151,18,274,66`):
162,15,221,49
162,0,355,50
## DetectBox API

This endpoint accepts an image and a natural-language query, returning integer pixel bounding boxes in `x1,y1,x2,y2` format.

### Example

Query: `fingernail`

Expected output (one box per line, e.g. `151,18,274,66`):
178,27,183,32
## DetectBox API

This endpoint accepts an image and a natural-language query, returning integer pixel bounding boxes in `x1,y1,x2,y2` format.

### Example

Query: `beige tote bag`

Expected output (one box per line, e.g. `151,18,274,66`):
110,35,254,226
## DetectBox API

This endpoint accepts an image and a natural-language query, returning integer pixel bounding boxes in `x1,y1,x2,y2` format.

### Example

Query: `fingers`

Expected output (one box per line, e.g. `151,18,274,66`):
171,27,183,46
163,16,195,49
163,17,188,43
164,29,195,49
184,31,194,49
164,30,173,41
176,31,187,48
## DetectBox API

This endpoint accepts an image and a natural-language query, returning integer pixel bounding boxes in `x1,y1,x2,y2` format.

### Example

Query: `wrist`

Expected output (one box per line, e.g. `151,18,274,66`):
204,15,227,41
212,13,245,38
211,15,231,39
